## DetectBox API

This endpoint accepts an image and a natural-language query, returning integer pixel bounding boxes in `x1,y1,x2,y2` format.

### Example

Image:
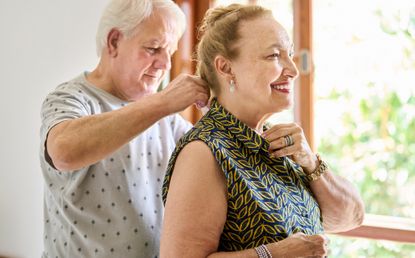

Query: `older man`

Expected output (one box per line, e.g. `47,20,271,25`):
40,0,209,257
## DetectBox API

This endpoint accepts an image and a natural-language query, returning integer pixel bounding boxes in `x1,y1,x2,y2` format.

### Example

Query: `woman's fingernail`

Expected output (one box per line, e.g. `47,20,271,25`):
196,101,205,109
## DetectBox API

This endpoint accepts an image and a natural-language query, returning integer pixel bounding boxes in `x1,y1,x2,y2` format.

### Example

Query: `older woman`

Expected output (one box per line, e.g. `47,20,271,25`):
161,4,364,258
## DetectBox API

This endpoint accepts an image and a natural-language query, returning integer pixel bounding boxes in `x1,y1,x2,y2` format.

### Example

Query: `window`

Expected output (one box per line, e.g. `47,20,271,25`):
314,0,415,256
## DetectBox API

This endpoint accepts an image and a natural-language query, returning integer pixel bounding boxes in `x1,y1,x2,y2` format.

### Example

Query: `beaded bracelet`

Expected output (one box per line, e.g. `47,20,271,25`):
254,244,272,258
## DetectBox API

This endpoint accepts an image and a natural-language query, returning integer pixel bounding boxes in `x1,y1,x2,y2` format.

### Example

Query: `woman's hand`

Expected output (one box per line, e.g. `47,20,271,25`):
268,233,329,258
262,123,318,174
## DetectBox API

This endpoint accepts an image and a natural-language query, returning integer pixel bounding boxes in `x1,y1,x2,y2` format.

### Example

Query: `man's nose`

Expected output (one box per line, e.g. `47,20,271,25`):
154,51,171,70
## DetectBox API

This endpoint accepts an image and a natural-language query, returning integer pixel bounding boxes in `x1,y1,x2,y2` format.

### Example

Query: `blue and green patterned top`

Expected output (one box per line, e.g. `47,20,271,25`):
162,98,324,251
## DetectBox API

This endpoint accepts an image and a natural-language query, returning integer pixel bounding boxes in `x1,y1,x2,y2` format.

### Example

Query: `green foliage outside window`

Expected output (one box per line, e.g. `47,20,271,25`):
317,5,415,257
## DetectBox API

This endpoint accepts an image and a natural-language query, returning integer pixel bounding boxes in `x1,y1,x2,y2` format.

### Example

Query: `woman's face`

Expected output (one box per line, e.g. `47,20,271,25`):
229,15,299,114
110,9,179,101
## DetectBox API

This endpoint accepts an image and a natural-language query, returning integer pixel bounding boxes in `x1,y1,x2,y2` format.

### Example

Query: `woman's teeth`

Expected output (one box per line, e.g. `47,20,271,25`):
272,84,290,90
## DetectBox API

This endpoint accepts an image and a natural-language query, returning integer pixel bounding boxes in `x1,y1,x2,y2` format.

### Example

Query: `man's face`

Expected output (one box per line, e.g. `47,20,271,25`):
109,9,179,101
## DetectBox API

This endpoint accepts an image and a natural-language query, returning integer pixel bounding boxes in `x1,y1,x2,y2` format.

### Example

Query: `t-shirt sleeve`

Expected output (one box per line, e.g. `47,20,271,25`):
40,85,92,163
170,114,193,143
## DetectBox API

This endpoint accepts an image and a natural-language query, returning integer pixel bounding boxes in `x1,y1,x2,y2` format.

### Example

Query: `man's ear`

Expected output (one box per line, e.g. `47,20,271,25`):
106,28,122,57
214,55,233,81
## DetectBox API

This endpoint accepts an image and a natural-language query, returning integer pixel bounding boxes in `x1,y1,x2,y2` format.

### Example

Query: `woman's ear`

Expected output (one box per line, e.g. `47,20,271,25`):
214,55,233,81
106,28,122,57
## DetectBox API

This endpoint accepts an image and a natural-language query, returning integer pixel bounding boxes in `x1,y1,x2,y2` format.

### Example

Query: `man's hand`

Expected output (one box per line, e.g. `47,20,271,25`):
160,74,210,114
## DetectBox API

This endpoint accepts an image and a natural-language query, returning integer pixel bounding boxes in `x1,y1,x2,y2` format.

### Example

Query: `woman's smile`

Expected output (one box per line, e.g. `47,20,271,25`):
271,82,291,94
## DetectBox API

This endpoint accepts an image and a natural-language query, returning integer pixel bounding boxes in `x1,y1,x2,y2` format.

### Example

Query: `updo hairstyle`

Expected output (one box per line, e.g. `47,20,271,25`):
196,4,272,93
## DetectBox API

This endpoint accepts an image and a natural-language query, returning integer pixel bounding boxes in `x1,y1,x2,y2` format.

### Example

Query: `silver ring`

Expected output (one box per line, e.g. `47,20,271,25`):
284,135,294,146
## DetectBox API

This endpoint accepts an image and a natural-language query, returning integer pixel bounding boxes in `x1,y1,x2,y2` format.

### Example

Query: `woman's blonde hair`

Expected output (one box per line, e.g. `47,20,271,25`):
196,4,272,93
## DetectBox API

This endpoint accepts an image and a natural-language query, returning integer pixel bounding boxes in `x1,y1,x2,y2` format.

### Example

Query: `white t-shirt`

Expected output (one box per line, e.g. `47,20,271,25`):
39,73,191,257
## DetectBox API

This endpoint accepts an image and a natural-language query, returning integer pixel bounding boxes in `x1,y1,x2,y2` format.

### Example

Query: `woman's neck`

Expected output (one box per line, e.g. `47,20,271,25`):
216,95,269,134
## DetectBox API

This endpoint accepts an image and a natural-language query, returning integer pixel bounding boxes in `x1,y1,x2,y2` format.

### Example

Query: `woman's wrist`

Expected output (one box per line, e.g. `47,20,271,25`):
305,154,329,181
266,242,287,258
301,153,319,174
255,244,272,258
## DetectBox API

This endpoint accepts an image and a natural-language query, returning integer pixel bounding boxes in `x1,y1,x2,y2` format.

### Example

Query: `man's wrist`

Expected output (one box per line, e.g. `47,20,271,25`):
152,91,176,117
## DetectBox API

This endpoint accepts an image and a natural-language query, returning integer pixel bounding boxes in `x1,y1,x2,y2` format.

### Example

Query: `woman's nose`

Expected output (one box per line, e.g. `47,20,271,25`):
282,57,299,79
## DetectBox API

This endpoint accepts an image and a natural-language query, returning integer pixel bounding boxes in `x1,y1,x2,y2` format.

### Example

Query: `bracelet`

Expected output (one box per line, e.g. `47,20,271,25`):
306,153,329,181
255,244,272,258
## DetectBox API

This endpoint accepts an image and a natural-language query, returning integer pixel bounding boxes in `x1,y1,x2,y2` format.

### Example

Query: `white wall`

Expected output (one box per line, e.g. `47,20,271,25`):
0,1,108,257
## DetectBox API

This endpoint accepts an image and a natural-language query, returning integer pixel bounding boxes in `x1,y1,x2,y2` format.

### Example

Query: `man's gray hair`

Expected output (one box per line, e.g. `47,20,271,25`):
96,0,186,56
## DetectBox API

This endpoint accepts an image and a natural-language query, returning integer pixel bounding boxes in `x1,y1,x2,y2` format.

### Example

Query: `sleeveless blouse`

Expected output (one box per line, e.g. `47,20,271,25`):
163,98,324,251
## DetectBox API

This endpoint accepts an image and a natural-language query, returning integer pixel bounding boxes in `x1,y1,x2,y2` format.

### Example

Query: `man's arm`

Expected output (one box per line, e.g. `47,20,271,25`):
47,93,168,171
47,74,209,171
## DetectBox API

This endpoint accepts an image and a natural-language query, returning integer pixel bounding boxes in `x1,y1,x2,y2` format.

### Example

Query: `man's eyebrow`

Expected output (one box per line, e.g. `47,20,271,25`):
144,39,160,45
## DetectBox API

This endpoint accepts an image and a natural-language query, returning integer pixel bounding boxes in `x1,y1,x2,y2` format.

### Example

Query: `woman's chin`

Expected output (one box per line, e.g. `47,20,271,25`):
270,104,292,114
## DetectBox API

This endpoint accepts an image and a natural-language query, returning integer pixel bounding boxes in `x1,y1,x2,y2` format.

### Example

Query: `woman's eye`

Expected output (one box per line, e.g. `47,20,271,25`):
269,53,280,58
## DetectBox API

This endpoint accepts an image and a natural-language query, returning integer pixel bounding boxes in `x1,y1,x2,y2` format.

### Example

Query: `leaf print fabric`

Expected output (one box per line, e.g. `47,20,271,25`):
163,98,324,251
